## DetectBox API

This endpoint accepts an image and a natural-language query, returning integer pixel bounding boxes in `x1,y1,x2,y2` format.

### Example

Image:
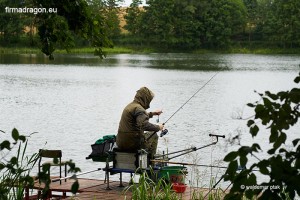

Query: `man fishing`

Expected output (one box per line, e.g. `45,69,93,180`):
116,87,164,158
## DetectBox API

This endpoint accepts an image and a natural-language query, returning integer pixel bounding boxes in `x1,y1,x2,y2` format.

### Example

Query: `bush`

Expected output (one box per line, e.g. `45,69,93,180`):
223,72,300,199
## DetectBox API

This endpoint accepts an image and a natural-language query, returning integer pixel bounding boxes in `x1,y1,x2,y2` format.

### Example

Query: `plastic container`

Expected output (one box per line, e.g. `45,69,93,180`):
172,183,187,193
159,166,187,184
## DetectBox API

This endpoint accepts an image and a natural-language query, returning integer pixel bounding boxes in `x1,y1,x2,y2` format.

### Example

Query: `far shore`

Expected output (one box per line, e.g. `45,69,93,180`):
0,46,300,55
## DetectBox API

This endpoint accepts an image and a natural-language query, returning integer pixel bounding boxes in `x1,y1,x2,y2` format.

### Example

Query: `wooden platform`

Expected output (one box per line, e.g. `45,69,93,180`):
25,177,226,200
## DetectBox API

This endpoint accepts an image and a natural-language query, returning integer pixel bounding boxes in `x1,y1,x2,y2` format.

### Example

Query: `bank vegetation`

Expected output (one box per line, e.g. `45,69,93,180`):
0,0,300,56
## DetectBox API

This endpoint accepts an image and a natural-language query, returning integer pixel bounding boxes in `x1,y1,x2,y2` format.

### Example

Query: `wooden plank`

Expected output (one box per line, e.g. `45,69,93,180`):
66,186,221,200
67,192,130,200
29,177,226,200
33,178,106,192
66,181,131,200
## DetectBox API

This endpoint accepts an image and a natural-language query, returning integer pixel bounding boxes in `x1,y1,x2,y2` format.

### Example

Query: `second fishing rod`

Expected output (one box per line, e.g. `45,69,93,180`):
147,72,219,141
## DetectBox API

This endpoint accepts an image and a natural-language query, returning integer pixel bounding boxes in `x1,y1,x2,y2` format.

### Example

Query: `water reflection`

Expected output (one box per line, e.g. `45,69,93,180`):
1,53,299,71
0,54,103,66
0,53,299,186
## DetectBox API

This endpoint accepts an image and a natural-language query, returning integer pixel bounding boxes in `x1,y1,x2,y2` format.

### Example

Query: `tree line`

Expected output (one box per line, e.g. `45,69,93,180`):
124,0,300,49
0,0,300,56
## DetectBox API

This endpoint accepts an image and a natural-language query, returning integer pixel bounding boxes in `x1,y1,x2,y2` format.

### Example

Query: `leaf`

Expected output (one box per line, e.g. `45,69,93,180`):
247,173,257,185
278,91,288,101
294,75,300,83
250,125,259,137
265,91,278,100
42,163,50,172
0,140,11,150
12,128,19,141
239,146,251,156
226,160,238,177
270,128,278,143
263,97,272,108
267,148,276,155
273,132,286,150
247,103,255,107
0,163,5,170
259,167,269,175
18,135,26,142
296,158,300,169
71,180,79,194
240,156,248,167
247,120,255,127
10,157,17,165
289,88,300,104
224,151,238,162
254,104,265,115
258,160,269,175
93,20,99,25
279,148,287,153
292,139,300,147
251,143,261,152
53,158,59,165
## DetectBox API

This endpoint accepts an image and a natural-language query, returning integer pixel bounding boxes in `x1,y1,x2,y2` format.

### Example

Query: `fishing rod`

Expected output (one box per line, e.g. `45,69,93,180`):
52,168,101,182
153,134,225,160
150,160,229,169
151,159,258,172
146,72,219,141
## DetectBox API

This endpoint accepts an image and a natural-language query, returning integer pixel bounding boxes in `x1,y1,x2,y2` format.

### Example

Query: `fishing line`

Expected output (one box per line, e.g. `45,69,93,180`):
163,72,219,125
147,72,219,140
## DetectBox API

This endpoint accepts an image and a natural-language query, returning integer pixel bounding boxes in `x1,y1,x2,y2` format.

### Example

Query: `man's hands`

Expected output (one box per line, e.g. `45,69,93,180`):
158,123,164,130
152,109,163,115
152,109,164,130
151,109,164,131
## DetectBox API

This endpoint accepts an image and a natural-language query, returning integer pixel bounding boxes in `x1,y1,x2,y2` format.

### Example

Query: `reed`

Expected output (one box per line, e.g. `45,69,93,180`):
125,169,179,200
0,139,39,200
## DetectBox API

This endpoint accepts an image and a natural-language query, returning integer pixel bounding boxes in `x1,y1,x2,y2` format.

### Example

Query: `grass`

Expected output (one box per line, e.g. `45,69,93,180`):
0,138,39,200
123,169,226,200
226,47,300,54
124,170,179,200
0,46,154,55
0,47,42,54
1,46,299,55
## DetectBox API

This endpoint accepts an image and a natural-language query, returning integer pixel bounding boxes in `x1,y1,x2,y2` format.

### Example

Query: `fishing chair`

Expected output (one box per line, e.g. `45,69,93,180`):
38,149,68,185
38,149,68,199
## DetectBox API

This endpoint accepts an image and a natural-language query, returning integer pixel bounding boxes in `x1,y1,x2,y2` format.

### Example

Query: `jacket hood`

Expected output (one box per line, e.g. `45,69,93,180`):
134,87,154,109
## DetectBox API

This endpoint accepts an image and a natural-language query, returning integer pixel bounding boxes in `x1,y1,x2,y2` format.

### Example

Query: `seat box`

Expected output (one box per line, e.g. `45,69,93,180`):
113,150,148,170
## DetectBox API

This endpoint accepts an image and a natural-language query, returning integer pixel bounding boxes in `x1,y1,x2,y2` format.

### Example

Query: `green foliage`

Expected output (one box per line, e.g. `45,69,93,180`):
124,0,247,49
202,0,247,48
0,0,26,45
223,73,300,199
265,0,300,48
0,0,114,59
254,0,300,47
124,0,143,35
0,128,81,199
88,0,123,41
0,129,37,200
31,0,113,59
1,0,300,51
125,170,179,200
139,0,176,47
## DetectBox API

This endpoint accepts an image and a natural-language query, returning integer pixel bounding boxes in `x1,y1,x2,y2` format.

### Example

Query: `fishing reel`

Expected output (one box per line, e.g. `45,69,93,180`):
209,133,225,142
160,129,168,137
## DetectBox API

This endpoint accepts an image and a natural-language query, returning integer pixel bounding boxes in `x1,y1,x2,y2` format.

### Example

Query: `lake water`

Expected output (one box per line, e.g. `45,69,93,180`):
0,53,299,188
